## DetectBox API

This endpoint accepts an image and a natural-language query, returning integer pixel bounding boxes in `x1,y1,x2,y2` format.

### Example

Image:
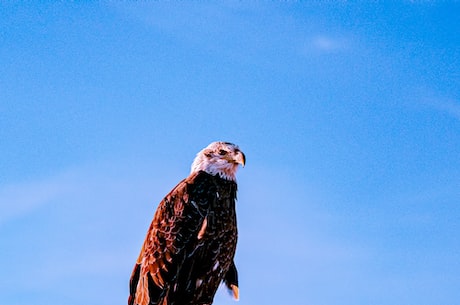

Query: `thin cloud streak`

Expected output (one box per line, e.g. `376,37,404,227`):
428,98,460,121
0,162,170,304
311,35,350,52
0,173,75,225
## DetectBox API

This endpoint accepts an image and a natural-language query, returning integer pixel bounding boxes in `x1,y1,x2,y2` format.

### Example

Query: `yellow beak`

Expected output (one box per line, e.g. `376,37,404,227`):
234,151,246,167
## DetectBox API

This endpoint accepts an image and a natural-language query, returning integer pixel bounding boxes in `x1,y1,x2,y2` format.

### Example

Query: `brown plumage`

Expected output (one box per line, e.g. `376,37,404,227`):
129,142,245,305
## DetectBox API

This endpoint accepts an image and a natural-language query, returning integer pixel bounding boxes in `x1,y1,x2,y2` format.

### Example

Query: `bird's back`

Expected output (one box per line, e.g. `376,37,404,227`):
129,171,238,305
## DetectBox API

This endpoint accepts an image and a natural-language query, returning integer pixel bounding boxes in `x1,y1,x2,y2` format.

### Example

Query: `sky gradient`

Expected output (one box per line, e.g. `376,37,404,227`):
1,2,460,305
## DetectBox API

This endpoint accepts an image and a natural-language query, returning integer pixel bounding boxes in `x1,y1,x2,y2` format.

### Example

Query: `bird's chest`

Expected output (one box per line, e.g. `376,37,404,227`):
206,189,237,238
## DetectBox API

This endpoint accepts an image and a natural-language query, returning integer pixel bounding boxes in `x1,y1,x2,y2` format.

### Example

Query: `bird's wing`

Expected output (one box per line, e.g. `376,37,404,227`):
128,172,215,305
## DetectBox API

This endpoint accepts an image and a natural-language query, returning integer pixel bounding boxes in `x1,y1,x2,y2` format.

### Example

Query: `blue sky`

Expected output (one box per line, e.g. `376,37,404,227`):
1,2,459,305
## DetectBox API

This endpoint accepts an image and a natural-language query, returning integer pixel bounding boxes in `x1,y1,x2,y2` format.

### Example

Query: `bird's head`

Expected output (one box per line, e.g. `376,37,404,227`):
191,141,245,181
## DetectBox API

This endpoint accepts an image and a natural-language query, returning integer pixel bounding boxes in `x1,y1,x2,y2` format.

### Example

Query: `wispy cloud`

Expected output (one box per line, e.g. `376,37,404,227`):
0,161,172,304
0,161,182,226
428,98,460,121
310,35,351,53
0,172,76,225
414,91,460,123
112,2,331,65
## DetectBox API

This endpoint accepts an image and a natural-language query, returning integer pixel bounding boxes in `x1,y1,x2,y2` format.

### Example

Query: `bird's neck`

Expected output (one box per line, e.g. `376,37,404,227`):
191,160,238,182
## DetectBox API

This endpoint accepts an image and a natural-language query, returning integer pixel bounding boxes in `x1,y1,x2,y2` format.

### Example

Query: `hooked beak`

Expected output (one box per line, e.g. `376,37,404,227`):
234,151,246,167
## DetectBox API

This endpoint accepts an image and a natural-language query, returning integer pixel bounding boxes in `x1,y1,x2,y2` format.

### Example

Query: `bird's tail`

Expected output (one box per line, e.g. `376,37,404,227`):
223,261,239,301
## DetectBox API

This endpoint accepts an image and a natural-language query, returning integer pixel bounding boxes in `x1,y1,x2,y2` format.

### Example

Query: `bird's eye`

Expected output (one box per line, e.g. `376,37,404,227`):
218,149,227,156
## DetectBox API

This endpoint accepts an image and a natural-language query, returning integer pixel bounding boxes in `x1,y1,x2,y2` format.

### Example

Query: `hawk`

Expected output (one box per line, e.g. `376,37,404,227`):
128,141,245,305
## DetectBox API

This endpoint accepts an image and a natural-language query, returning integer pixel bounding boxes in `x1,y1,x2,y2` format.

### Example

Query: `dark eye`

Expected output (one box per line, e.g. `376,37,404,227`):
218,149,227,156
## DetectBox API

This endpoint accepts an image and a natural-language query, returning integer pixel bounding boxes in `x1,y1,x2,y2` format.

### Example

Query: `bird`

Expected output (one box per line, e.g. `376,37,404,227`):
128,141,245,305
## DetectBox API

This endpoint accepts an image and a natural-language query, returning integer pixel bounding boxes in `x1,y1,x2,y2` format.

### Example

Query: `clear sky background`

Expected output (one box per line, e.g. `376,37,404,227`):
1,2,459,305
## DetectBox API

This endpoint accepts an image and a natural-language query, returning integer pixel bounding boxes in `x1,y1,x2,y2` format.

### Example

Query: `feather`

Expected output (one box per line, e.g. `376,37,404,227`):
197,217,207,240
